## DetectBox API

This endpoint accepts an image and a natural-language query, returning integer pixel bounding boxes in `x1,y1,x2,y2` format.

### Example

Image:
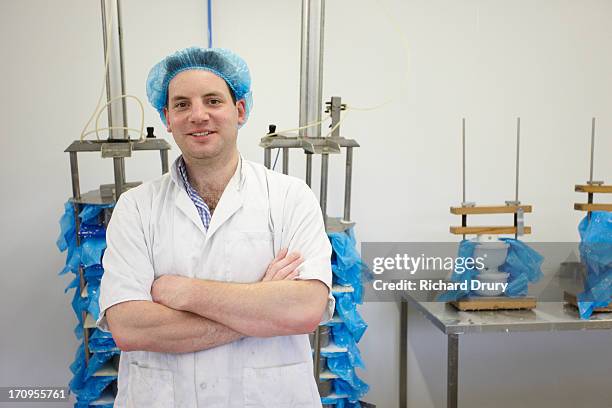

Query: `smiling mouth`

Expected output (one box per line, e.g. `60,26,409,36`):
189,131,213,137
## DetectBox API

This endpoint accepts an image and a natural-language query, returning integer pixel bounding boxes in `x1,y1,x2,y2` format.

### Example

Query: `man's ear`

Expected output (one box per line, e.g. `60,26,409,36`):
236,100,246,126
163,107,172,132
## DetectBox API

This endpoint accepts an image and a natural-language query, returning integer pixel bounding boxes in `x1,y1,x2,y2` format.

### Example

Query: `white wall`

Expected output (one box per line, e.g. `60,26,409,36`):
1,0,611,407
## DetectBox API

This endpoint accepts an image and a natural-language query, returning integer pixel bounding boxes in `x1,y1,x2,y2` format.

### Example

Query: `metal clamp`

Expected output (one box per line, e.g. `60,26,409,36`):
516,207,525,236
101,142,132,158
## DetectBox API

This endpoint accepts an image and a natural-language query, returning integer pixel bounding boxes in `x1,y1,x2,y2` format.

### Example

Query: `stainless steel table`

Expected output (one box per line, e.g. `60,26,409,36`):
399,298,612,408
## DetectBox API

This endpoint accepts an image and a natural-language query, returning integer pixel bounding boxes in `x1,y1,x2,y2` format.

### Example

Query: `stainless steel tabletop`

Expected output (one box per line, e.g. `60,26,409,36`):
405,298,612,335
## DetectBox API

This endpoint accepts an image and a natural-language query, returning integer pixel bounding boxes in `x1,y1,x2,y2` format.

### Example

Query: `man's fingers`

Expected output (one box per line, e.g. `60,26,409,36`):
273,251,300,270
275,247,288,261
262,249,288,281
272,256,303,281
286,270,299,280
262,250,302,281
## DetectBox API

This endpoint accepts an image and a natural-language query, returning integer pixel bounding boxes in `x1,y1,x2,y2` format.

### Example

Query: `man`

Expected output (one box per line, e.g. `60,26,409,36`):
97,47,334,407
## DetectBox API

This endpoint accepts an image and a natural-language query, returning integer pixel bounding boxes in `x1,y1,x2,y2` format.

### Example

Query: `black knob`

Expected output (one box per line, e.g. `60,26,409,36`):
146,127,155,138
268,124,277,135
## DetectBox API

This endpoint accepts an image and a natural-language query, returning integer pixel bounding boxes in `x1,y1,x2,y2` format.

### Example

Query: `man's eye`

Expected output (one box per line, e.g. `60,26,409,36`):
174,102,188,109
209,99,221,105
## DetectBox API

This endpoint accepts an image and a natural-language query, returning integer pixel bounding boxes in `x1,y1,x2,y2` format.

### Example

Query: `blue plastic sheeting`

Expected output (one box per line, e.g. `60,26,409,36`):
327,354,369,396
81,237,106,268
85,350,120,380
437,238,543,301
78,223,106,239
329,325,364,368
577,211,612,319
79,204,113,224
328,228,369,303
89,329,117,353
333,292,367,342
69,344,117,404
59,245,81,276
320,396,364,408
87,284,101,322
75,403,113,408
57,201,76,252
71,284,88,324
333,378,368,403
84,265,104,285
58,202,118,407
58,201,113,275
499,238,544,295
323,227,370,405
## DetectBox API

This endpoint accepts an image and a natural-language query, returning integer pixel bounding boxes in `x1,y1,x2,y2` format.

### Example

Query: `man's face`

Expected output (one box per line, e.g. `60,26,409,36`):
164,70,246,162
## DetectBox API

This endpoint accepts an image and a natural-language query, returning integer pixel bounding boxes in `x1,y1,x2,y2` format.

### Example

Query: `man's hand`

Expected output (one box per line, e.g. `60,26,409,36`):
262,248,303,281
151,275,192,310
152,249,302,310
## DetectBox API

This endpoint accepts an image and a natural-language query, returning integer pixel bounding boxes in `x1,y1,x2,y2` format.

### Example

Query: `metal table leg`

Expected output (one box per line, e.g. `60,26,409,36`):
447,334,459,408
400,301,407,408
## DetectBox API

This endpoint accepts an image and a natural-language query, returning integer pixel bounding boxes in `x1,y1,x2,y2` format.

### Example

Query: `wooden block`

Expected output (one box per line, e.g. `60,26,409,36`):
564,291,612,313
575,184,612,194
450,205,532,215
450,296,537,311
449,226,532,235
574,203,612,212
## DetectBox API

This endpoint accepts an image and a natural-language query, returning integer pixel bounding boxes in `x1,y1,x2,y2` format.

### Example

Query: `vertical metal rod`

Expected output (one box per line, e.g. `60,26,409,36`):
587,118,595,221
305,153,313,187
79,266,90,365
589,117,596,183
113,157,125,199
72,202,90,366
462,118,466,204
515,117,521,202
400,301,408,408
120,156,127,184
101,0,128,140
313,327,322,381
320,154,329,227
461,118,466,240
160,150,169,174
100,0,113,132
116,0,128,139
69,152,81,199
515,117,521,239
299,0,325,140
282,148,289,174
447,334,459,408
343,147,353,221
264,149,271,169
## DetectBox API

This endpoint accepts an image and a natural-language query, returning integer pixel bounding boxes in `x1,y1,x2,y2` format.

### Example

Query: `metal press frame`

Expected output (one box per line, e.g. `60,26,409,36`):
65,136,170,366
260,95,360,384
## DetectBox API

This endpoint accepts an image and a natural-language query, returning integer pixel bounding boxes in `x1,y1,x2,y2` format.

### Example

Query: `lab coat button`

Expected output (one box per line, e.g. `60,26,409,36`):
200,382,207,390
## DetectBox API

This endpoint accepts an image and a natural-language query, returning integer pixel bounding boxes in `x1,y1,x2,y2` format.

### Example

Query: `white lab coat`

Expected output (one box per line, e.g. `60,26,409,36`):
97,157,334,407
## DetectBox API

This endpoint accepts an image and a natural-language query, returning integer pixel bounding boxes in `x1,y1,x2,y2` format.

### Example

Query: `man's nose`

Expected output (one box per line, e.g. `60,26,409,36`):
189,101,210,122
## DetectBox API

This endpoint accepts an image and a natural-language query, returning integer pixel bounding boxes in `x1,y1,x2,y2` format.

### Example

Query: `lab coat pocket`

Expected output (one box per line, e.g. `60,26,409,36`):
243,362,317,407
225,231,274,282
127,363,174,408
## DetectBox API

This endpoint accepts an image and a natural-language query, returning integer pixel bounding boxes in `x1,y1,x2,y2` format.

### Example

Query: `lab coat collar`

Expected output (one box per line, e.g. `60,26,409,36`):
170,154,245,239
169,155,245,191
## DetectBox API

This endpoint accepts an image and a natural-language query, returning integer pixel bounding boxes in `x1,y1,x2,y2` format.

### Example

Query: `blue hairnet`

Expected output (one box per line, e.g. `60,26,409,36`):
146,47,253,126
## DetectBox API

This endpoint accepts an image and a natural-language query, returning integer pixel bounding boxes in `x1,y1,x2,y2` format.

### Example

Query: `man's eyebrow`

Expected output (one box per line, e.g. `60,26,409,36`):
169,92,224,102
170,95,189,103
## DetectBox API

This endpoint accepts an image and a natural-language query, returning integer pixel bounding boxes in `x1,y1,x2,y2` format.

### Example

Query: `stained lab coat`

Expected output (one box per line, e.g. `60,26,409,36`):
97,157,334,407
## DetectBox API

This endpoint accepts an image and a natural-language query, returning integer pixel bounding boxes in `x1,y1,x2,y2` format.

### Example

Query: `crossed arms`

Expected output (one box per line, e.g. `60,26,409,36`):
105,249,330,353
